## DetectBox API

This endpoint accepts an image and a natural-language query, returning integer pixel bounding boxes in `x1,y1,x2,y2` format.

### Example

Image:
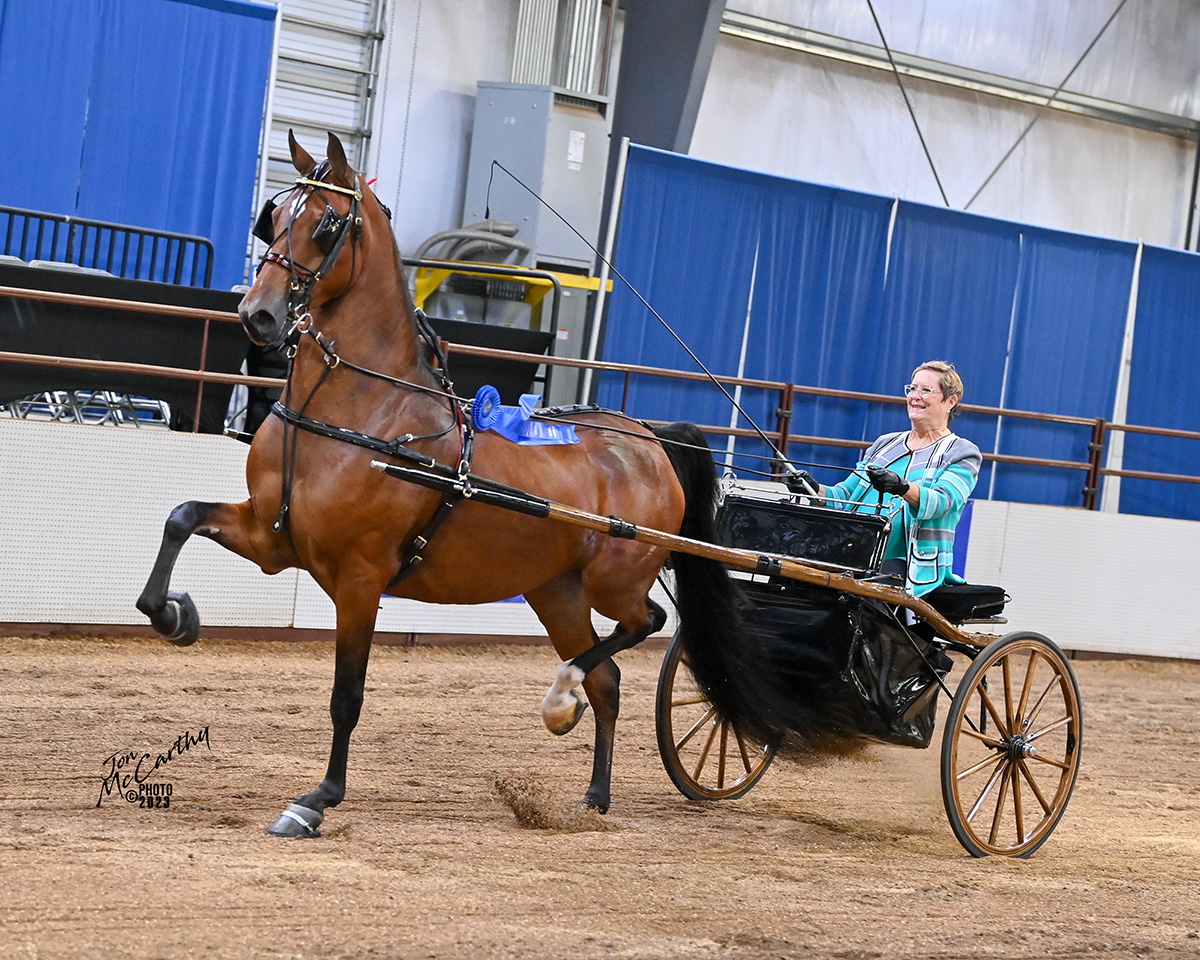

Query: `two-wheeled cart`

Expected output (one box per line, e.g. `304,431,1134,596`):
655,484,1082,858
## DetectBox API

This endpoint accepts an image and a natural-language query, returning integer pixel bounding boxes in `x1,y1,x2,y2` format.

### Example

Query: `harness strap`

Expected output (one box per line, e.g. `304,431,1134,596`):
270,401,438,466
411,308,453,392
273,361,333,538
389,497,458,585
269,401,475,587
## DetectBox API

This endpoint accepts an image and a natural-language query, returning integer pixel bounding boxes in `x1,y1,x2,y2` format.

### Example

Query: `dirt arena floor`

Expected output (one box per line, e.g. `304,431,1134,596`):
2,632,1198,960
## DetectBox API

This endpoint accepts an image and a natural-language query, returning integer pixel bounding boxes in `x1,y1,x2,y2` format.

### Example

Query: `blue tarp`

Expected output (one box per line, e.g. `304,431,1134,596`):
1123,245,1200,520
0,0,275,289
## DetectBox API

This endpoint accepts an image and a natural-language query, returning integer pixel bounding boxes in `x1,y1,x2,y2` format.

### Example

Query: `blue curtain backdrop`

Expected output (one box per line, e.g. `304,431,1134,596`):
0,0,275,289
871,202,1022,496
739,181,893,478
597,148,763,433
598,147,1170,512
1123,245,1200,520
992,228,1135,506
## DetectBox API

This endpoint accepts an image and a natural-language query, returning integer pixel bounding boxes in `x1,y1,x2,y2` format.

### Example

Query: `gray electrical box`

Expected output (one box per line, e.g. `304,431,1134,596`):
462,82,611,272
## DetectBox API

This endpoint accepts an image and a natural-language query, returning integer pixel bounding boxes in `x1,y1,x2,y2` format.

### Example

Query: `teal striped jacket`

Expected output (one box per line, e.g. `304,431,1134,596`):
826,431,982,597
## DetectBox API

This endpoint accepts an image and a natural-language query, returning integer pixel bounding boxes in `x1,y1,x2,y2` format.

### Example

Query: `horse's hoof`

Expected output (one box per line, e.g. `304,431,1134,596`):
541,664,588,735
267,803,324,838
580,796,609,815
161,591,201,647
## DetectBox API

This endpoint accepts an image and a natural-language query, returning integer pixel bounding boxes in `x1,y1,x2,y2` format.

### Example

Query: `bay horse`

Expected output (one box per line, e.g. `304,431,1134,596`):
135,132,749,837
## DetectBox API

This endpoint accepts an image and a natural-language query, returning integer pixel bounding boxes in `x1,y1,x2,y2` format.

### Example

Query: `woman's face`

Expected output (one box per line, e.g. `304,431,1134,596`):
906,367,957,431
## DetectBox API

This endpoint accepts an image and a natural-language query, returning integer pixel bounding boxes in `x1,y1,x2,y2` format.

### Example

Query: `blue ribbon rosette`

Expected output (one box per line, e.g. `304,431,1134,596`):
471,385,579,445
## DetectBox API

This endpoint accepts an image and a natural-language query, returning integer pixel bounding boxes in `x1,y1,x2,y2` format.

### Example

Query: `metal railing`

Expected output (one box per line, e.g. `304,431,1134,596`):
0,205,214,286
2,281,1199,507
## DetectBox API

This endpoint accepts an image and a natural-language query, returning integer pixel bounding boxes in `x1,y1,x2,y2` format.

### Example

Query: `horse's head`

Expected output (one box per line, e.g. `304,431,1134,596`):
238,131,374,346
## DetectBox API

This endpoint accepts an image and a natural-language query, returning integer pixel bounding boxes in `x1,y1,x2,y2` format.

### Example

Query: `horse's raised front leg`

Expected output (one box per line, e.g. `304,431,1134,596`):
136,499,285,645
136,501,221,645
268,585,379,838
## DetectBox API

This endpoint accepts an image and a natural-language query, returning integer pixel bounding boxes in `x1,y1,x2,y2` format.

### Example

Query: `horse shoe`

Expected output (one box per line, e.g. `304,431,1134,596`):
267,803,324,838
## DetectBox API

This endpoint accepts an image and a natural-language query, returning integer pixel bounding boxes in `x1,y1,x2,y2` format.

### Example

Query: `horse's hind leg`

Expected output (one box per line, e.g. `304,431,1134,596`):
528,580,668,813
541,596,669,732
525,579,617,811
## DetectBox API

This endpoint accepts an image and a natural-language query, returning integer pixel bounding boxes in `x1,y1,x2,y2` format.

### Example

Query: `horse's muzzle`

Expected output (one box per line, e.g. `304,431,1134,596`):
238,289,289,346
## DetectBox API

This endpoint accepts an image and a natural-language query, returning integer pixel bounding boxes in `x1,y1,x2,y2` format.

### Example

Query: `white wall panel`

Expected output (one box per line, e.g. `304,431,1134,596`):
0,419,296,627
965,499,1200,660
2,419,1194,658
370,0,518,255
690,32,1193,245
293,566,678,638
729,1,1200,119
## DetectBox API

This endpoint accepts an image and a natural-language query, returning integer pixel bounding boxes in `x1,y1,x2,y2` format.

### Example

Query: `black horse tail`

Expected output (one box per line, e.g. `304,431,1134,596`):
653,422,855,750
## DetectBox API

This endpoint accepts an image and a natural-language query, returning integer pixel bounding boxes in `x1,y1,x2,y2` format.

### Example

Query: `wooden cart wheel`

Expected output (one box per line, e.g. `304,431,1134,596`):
941,631,1082,858
655,632,778,801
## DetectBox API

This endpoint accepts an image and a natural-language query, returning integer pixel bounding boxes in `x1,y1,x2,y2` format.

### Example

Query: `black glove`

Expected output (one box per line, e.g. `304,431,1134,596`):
866,465,910,496
784,469,819,496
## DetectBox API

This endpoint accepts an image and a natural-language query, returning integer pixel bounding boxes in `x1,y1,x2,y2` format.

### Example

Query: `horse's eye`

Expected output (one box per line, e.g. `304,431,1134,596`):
312,205,344,254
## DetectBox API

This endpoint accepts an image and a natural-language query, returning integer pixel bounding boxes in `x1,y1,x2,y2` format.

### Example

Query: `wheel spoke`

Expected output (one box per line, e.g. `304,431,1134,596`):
717,722,729,788
1017,759,1054,816
976,684,1011,738
987,762,1013,845
1015,649,1040,724
967,757,1009,823
959,726,1005,748
676,706,718,750
691,716,721,782
1027,714,1072,742
1026,751,1071,771
1023,676,1060,731
1002,655,1016,733
958,750,1004,782
671,694,710,708
732,726,754,775
1012,761,1026,844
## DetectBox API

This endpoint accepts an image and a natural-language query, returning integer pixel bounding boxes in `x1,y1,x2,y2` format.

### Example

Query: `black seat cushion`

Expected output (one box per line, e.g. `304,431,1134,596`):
924,582,1007,622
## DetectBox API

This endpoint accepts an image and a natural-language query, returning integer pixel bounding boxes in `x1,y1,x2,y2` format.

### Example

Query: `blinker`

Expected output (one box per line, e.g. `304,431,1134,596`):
312,205,345,254
253,200,277,245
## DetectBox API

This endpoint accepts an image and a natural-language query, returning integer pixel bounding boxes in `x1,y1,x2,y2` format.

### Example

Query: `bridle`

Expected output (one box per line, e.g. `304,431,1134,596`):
250,163,472,573
253,160,363,327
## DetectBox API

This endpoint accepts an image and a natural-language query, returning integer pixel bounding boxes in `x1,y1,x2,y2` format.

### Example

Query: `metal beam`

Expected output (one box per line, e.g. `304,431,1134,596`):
721,10,1200,140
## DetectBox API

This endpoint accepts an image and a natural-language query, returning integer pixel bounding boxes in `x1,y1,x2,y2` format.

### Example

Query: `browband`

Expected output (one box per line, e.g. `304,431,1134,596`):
295,176,361,200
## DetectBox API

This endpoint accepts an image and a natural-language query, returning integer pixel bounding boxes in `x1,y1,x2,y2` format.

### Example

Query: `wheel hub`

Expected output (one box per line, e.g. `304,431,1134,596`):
1002,734,1037,761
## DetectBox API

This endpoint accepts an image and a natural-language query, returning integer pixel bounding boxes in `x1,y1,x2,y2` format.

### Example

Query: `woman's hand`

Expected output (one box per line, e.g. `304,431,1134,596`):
866,465,909,496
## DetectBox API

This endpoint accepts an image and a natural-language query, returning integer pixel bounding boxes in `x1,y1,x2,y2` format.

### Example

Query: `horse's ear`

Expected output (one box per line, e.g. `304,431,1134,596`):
326,133,353,186
289,130,315,175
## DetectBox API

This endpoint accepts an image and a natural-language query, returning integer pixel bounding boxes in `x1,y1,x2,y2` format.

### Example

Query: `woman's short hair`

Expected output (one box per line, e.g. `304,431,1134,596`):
913,360,964,422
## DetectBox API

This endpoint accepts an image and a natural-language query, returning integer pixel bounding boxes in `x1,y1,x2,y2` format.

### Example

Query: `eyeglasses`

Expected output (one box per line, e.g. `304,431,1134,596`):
903,383,942,397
